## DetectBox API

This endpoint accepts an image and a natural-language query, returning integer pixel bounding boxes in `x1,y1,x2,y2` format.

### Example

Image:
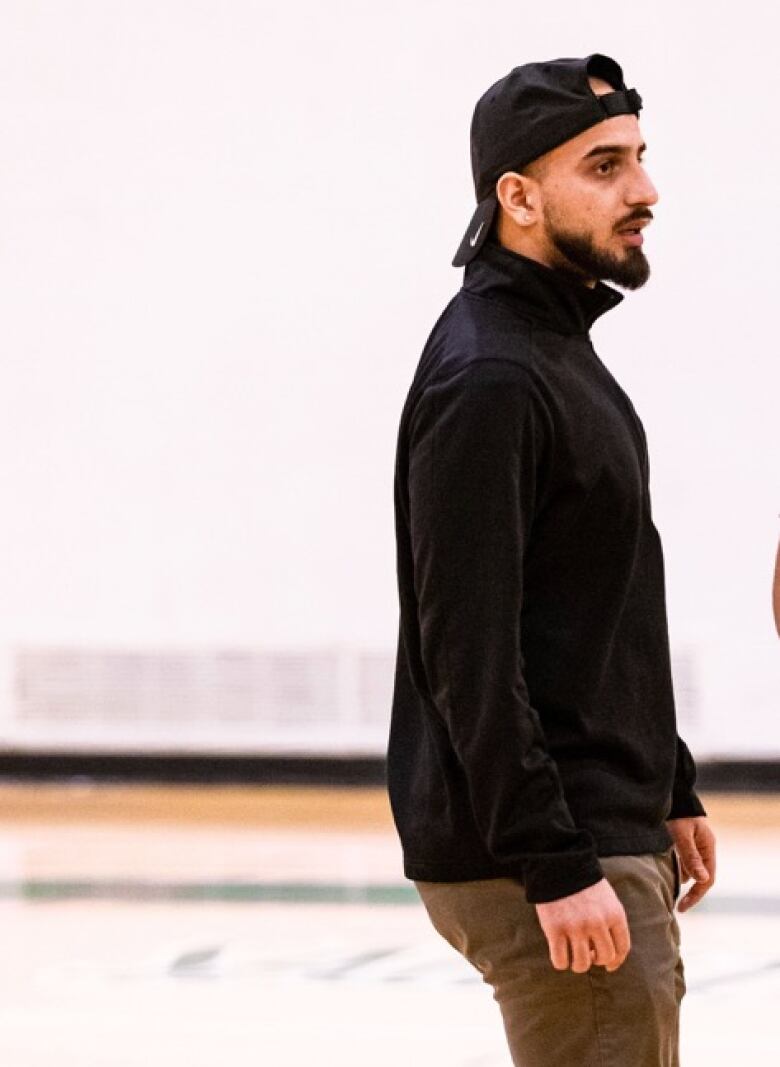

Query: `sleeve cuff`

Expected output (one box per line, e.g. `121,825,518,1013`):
667,788,707,820
521,848,604,904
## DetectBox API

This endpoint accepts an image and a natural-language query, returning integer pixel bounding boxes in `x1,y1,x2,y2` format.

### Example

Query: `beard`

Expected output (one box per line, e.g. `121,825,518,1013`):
543,207,651,290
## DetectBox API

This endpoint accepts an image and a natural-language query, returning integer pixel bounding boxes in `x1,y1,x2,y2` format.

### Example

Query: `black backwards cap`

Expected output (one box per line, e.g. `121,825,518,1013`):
452,53,642,267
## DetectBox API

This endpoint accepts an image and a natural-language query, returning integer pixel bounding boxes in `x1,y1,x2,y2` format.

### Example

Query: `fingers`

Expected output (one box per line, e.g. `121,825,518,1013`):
677,842,708,884
606,915,631,972
562,927,627,974
545,921,630,974
547,931,569,971
588,926,618,970
569,932,593,974
678,856,714,910
676,824,717,912
696,825,717,884
677,867,715,911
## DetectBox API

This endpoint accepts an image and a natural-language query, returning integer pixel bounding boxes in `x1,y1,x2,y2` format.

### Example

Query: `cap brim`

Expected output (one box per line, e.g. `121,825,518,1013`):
452,194,498,267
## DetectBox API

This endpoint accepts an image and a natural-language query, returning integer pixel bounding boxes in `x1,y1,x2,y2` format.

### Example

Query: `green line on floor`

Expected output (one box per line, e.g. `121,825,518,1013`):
0,880,420,904
0,881,777,913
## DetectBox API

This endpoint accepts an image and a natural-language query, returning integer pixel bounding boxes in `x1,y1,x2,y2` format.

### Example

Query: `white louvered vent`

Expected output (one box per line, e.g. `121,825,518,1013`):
8,646,396,754
13,649,339,724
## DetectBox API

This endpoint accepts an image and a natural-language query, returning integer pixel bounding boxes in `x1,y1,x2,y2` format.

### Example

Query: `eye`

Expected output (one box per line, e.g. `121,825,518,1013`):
596,159,615,175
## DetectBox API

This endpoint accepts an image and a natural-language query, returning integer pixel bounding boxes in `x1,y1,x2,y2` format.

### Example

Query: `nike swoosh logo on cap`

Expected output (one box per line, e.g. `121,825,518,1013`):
469,221,485,247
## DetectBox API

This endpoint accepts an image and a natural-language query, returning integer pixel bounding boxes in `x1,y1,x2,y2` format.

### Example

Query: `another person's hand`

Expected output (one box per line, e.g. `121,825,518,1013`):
535,877,630,974
772,533,780,638
665,815,716,912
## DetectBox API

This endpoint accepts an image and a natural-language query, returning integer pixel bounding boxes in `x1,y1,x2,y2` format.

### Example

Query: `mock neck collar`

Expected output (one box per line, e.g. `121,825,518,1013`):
463,234,624,335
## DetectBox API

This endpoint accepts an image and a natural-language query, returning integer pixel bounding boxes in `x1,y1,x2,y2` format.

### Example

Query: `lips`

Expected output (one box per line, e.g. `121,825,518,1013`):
616,218,650,247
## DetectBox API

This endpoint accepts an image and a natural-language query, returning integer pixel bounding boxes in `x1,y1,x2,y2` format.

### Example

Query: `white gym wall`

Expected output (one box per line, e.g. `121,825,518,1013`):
0,0,776,756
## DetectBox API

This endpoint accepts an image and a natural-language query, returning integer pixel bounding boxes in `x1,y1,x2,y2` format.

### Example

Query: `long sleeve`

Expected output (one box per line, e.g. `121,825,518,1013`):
667,734,707,819
408,358,603,903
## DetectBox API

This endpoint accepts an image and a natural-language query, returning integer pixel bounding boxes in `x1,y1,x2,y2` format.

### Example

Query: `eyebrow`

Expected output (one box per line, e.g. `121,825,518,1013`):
581,142,647,161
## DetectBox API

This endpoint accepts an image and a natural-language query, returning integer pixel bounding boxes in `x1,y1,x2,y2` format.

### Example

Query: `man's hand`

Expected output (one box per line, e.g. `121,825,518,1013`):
535,878,630,974
666,815,716,912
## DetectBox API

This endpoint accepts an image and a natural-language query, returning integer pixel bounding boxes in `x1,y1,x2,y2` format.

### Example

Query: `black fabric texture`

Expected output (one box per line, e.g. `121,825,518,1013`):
387,235,706,904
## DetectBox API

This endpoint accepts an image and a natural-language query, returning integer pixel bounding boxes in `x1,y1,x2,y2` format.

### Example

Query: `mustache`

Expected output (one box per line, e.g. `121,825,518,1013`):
615,209,654,230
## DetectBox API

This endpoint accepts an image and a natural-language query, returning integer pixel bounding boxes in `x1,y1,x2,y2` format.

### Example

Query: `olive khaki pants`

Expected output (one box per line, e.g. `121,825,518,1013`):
415,848,684,1067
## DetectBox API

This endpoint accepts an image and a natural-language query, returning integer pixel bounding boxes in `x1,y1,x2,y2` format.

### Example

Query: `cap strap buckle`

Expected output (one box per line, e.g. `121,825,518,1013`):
598,86,642,117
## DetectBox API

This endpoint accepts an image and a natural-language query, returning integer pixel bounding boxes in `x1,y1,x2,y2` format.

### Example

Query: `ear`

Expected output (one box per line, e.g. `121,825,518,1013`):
495,171,539,229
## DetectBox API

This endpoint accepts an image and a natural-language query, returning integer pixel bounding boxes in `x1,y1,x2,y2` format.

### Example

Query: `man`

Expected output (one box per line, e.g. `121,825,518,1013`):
387,54,716,1066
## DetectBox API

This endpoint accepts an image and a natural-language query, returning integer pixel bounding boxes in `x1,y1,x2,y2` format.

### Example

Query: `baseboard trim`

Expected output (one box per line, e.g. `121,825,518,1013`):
0,752,387,786
0,753,778,791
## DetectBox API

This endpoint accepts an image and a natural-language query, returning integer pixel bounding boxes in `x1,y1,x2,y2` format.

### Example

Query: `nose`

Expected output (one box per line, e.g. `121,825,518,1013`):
627,163,659,207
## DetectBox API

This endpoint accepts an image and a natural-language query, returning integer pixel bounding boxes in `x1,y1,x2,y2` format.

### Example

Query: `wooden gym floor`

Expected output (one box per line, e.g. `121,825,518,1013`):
0,784,777,1066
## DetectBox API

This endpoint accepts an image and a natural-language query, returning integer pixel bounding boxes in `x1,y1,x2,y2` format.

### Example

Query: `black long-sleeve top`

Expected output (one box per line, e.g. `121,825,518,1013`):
387,234,706,904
